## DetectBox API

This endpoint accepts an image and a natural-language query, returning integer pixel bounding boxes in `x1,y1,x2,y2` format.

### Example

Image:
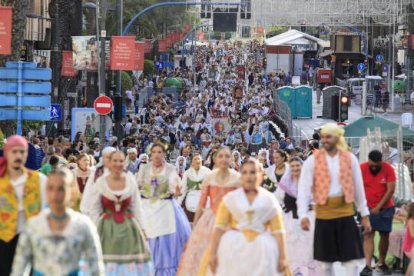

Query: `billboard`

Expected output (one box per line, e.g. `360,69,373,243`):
71,108,97,142
72,36,99,71
213,8,237,32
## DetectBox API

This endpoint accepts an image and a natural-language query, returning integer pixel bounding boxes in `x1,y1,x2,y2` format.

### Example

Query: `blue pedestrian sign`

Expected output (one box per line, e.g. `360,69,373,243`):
375,54,384,62
382,64,389,72
50,104,62,121
357,63,365,72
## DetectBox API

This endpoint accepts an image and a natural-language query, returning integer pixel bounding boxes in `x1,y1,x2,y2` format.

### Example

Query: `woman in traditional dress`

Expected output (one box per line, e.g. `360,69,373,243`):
264,150,288,193
231,150,242,172
208,158,289,276
179,154,212,222
75,153,91,194
276,157,320,275
90,151,153,276
175,156,187,179
136,143,191,276
258,148,270,169
178,147,240,276
11,168,105,276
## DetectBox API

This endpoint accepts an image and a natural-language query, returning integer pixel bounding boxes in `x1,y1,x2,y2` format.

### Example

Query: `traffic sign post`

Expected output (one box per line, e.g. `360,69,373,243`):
0,61,52,135
357,63,365,74
50,104,62,121
94,96,113,115
375,54,384,62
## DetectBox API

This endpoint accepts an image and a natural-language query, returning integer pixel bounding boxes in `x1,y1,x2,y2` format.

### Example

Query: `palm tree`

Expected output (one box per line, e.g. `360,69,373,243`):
0,0,30,136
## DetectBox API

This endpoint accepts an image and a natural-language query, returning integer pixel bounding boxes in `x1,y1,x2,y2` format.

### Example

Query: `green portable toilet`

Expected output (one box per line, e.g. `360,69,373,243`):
294,86,312,118
277,86,296,118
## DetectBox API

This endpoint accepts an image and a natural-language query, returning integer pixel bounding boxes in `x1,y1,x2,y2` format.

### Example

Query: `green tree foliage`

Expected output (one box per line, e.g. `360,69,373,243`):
143,60,154,77
106,0,198,38
121,71,133,92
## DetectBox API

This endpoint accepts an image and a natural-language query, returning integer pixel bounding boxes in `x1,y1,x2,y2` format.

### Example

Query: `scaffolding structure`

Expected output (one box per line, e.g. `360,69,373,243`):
188,0,413,27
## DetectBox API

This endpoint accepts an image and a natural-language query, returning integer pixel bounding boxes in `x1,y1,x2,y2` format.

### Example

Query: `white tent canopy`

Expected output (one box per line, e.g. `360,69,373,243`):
265,29,325,48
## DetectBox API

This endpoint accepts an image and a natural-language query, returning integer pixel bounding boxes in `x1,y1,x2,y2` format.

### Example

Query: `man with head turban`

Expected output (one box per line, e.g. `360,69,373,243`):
0,135,47,275
80,146,116,216
297,123,371,275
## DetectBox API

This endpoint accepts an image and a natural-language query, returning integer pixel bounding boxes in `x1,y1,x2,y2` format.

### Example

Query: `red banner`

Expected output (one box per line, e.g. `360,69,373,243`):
411,35,414,50
61,51,77,77
158,39,167,52
165,35,172,47
134,42,144,71
0,7,12,55
144,40,152,53
110,36,135,71
403,35,408,49
198,33,205,41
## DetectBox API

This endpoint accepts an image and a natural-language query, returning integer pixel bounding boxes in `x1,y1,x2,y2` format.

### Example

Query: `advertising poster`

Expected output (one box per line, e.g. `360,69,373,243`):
61,51,77,77
134,42,145,71
110,36,135,71
33,50,51,68
72,36,99,71
0,7,12,55
71,108,97,142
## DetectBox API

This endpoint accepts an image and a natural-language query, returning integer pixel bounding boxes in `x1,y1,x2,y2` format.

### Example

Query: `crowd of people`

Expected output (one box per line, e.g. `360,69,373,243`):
0,40,413,276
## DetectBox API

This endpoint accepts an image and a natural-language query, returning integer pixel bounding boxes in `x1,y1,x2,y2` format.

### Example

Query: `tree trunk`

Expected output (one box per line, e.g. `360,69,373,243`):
49,0,82,135
0,0,30,136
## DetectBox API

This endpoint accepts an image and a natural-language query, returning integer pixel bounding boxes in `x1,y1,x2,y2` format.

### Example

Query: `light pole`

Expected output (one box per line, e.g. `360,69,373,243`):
95,0,107,143
114,0,124,140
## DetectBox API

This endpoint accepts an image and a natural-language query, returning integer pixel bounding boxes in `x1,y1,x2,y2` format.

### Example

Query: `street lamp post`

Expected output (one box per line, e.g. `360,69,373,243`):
114,0,124,140
96,0,107,143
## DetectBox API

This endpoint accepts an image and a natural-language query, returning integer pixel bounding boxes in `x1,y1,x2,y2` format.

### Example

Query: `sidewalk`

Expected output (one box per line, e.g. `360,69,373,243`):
293,91,409,138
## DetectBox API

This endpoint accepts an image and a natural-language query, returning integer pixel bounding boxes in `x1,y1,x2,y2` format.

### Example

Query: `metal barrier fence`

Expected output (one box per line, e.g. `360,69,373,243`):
273,90,293,137
346,127,414,202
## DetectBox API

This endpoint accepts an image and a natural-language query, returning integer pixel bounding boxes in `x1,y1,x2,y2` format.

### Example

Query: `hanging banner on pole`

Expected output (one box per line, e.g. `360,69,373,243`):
134,42,145,71
158,40,167,52
110,36,135,71
144,39,152,53
61,51,77,77
0,7,12,55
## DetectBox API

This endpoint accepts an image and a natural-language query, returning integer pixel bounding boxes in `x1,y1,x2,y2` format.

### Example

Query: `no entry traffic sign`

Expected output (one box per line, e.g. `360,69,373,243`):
94,96,113,115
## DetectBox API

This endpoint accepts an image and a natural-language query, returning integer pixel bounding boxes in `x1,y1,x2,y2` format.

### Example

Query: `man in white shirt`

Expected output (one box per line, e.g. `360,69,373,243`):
298,123,371,275
0,135,47,275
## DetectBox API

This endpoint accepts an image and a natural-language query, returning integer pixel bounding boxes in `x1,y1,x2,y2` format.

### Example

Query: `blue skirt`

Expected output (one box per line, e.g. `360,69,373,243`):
148,199,191,276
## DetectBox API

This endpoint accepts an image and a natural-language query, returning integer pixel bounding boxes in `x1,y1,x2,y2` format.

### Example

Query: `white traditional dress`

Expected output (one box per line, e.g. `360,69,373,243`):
179,165,211,221
11,209,104,276
209,187,285,276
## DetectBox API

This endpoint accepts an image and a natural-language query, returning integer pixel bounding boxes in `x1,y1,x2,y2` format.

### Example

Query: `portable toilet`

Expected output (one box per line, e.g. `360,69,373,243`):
322,86,346,119
277,86,296,117
294,86,312,118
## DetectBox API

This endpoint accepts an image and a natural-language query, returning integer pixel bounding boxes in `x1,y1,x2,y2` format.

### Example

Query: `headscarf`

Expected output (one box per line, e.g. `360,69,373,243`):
278,158,303,198
96,146,116,167
320,123,348,152
175,156,186,177
0,135,29,177
138,154,149,163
